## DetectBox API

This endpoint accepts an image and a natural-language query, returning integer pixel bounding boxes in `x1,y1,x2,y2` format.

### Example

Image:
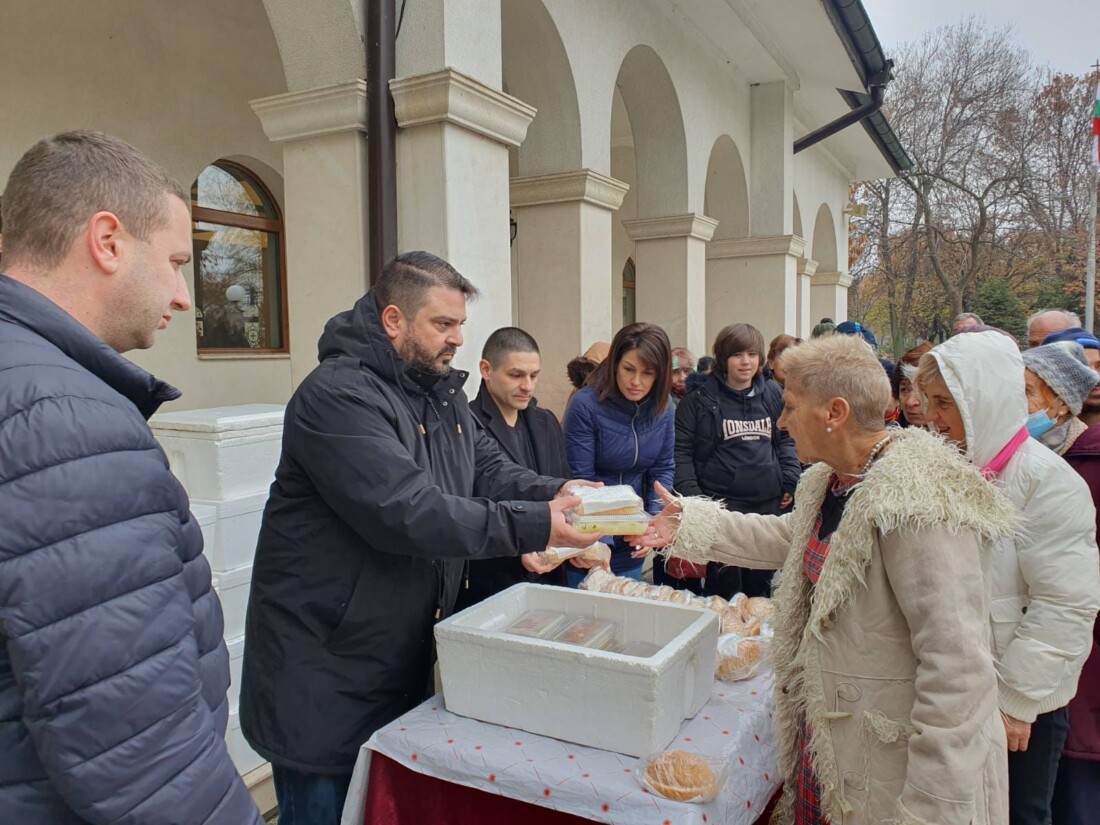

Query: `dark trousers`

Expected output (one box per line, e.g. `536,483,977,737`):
272,765,353,825
1052,756,1100,825
702,563,773,599
1008,707,1070,825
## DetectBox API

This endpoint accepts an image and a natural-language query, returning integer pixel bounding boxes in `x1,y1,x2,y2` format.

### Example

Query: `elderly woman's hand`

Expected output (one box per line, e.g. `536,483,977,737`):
629,482,682,552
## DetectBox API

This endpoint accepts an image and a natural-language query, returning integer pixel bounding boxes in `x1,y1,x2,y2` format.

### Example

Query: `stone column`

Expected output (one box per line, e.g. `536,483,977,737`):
510,170,629,416
251,81,368,388
811,270,854,326
621,214,717,356
390,68,535,375
704,235,804,346
796,255,818,338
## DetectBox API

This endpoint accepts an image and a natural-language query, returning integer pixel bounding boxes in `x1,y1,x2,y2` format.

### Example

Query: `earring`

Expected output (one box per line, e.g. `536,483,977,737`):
826,427,832,433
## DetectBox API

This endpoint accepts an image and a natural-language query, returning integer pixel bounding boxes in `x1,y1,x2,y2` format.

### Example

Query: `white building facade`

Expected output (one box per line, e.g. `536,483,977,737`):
1,0,907,417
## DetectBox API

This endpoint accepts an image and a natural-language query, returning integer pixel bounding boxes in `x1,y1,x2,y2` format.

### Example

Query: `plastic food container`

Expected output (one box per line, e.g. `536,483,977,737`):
567,512,653,536
574,484,645,515
506,609,570,640
552,616,618,649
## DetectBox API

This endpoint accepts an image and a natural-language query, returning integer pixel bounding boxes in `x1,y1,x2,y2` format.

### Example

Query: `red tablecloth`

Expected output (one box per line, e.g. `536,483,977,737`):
364,753,780,825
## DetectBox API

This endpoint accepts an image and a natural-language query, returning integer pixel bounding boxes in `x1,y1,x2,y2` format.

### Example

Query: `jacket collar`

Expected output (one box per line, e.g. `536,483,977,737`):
472,381,547,468
0,273,180,419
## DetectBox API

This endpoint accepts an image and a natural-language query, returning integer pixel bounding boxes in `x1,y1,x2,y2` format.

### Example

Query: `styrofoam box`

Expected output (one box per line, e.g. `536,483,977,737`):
149,404,284,501
226,709,265,775
212,565,252,640
191,502,217,556
435,583,719,757
192,491,267,573
226,635,244,711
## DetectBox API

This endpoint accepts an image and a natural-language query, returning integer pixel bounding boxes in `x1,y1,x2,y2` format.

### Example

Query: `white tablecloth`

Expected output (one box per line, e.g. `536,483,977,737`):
342,673,780,825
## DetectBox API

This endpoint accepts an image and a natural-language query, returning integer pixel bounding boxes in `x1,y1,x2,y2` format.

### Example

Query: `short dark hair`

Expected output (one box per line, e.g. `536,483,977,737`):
482,326,539,367
590,322,672,415
696,356,715,374
712,323,766,376
891,341,933,399
374,251,479,318
1,130,188,271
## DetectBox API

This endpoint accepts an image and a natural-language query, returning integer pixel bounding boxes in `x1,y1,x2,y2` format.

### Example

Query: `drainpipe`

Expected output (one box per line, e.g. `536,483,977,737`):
366,0,397,284
794,80,886,155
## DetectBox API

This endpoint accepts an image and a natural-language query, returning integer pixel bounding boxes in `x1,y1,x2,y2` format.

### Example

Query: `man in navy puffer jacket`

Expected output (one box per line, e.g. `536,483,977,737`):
0,132,260,824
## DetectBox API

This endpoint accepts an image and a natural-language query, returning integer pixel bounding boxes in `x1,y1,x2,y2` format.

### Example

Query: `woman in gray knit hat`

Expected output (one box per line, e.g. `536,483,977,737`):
1022,342,1100,455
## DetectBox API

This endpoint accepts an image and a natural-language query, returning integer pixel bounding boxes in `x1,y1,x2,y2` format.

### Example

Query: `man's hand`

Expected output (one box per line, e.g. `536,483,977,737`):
780,493,794,510
521,552,563,575
555,480,603,499
1002,712,1032,752
548,496,599,547
628,482,682,550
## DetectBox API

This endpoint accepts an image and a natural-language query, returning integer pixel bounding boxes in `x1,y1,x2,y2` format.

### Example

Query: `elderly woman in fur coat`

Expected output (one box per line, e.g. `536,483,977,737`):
632,334,1012,825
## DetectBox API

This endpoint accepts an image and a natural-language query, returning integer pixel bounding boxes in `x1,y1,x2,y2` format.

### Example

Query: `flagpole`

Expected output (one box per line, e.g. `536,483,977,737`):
1089,163,1098,333
1088,64,1100,333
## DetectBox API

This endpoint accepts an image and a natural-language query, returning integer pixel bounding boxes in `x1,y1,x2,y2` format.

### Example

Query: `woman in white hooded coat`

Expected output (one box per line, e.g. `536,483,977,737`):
915,330,1100,825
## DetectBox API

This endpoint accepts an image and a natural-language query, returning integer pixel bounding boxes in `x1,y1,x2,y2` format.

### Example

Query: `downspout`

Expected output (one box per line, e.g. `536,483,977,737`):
366,0,397,284
794,78,886,155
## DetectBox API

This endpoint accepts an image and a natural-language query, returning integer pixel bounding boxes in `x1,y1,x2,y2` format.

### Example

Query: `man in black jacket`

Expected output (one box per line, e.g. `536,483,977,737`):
458,327,576,607
239,253,595,823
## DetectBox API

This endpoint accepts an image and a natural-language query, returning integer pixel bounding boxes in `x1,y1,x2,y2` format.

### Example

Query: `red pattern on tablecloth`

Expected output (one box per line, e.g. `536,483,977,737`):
363,676,779,825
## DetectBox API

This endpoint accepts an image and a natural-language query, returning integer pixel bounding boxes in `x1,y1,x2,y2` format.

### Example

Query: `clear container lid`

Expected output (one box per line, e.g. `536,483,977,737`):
567,511,653,536
573,484,644,515
552,616,619,649
506,609,570,640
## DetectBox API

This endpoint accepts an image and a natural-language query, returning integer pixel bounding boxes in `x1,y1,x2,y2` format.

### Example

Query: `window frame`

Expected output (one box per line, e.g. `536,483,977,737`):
192,160,289,356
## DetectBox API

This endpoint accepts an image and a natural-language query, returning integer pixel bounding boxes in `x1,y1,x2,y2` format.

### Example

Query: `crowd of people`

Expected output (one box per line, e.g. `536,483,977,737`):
1,130,1099,825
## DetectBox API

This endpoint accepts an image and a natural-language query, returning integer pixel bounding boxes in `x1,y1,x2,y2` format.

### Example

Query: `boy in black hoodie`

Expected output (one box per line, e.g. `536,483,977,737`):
672,323,801,597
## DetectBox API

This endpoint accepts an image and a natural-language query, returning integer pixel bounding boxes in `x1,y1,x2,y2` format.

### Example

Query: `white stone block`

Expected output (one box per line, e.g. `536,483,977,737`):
226,634,244,711
149,404,284,501
435,583,719,757
192,492,268,573
212,564,252,641
226,708,265,775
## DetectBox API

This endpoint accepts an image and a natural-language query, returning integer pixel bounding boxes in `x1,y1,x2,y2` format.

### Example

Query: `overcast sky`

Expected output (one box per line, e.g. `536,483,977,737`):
863,0,1097,75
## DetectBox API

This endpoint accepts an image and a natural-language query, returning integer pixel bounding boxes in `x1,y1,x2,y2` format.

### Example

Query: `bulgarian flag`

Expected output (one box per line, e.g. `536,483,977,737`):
1094,79,1100,168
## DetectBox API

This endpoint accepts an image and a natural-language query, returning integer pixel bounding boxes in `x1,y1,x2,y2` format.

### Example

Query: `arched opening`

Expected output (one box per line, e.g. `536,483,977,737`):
703,135,749,241
191,160,288,353
501,0,582,177
811,203,838,272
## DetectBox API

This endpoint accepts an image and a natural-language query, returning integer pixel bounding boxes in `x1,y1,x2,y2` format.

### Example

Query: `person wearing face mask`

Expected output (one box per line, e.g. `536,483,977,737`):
671,323,801,598
1042,328,1100,427
914,331,1100,825
563,322,675,584
1022,343,1099,453
1020,343,1100,824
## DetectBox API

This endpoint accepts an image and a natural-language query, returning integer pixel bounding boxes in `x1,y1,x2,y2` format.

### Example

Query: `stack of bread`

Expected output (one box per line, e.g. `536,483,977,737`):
581,569,772,682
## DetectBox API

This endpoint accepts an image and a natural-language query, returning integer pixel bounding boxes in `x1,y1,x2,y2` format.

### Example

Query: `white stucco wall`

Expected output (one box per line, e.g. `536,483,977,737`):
0,0,290,411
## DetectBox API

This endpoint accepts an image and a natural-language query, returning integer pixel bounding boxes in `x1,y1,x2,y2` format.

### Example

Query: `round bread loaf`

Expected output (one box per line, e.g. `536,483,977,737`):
743,596,775,621
716,638,764,682
704,595,728,613
644,750,719,802
720,606,762,636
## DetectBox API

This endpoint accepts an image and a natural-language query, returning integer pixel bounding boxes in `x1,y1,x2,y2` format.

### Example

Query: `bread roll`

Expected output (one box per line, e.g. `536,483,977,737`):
743,596,775,621
720,606,762,637
716,638,764,682
644,750,720,802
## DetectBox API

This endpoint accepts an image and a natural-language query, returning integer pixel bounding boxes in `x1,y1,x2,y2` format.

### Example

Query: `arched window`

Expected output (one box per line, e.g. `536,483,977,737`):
191,161,287,352
622,258,636,325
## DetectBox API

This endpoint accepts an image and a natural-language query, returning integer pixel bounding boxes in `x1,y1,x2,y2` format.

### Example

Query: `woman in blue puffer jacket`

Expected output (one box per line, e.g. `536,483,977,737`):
563,322,675,583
